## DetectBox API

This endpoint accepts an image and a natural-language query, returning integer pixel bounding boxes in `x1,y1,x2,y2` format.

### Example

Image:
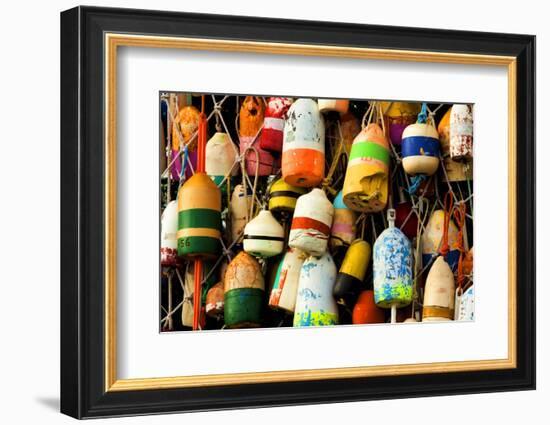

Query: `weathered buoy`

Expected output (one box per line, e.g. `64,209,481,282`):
456,284,474,321
282,98,325,187
259,97,292,153
450,104,473,161
230,184,252,243
268,178,307,214
268,247,308,313
239,96,275,176
342,123,390,212
401,121,440,176
205,132,238,188
422,256,455,321
243,210,285,258
438,108,472,181
205,281,224,319
340,111,361,154
380,102,420,145
171,105,200,180
373,209,413,320
177,173,221,259
330,190,357,252
422,209,460,270
224,252,265,328
318,98,349,115
160,200,179,267
294,253,339,326
288,188,334,256
352,290,386,324
333,239,371,304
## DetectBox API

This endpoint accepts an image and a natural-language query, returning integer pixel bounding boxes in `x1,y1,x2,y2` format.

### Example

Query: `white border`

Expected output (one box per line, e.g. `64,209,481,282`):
116,46,508,379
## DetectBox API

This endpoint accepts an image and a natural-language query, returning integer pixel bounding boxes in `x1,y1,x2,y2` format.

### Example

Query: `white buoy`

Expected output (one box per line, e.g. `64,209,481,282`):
288,188,334,256
293,253,339,327
243,210,285,258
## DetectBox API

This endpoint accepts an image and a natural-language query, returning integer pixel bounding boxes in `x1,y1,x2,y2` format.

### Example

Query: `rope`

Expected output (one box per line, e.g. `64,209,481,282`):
439,191,454,256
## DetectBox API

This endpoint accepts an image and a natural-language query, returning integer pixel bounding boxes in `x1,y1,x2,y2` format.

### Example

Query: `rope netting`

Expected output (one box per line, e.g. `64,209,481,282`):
159,94,474,330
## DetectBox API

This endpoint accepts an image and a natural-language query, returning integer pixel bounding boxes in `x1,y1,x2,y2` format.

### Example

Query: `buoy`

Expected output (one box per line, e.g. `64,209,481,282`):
318,98,349,115
259,97,292,153
330,190,357,252
456,284,474,321
205,281,224,319
205,132,238,188
422,256,455,321
282,98,325,187
268,178,307,214
352,290,386,324
373,209,413,321
380,101,420,145
177,173,221,259
239,96,275,176
160,200,178,267
243,210,285,258
422,209,460,270
171,105,200,180
288,188,334,256
333,239,371,304
342,123,390,212
450,104,473,161
230,184,252,243
268,247,308,313
438,108,472,182
294,253,339,326
340,111,361,154
224,252,265,328
401,121,440,176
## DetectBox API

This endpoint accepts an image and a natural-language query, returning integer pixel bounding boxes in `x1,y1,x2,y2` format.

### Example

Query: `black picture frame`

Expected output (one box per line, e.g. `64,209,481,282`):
61,5,535,419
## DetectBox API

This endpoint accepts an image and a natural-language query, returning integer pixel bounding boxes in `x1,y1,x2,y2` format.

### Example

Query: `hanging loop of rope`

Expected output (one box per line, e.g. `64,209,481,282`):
453,202,467,289
439,190,454,256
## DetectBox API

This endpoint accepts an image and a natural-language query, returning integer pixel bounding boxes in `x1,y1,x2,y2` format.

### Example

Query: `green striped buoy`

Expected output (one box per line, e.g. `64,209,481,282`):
177,173,221,259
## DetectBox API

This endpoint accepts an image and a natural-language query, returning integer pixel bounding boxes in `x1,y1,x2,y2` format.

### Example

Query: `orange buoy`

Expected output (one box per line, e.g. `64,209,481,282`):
342,123,390,212
352,290,386,324
282,99,325,187
171,105,200,180
239,96,275,176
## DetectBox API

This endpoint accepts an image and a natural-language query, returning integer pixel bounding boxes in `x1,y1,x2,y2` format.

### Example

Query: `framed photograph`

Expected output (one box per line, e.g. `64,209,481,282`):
60,6,535,419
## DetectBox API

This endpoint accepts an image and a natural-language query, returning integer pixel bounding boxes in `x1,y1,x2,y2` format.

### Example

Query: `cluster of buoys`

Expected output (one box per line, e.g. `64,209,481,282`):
159,96,474,331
